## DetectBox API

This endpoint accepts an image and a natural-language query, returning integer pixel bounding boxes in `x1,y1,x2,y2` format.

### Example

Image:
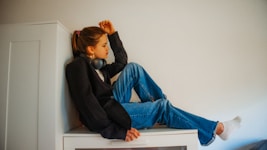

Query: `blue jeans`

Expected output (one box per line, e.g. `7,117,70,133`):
112,62,218,146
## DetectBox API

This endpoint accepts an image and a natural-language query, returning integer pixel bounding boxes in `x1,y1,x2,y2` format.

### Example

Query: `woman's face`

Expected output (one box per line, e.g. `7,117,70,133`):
89,34,109,59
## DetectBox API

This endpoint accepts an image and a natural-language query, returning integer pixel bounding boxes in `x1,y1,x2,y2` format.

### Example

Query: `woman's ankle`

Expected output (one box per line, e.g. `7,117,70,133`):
216,122,224,135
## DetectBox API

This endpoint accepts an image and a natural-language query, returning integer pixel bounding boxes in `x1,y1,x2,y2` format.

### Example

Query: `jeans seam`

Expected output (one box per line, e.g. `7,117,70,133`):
137,83,155,102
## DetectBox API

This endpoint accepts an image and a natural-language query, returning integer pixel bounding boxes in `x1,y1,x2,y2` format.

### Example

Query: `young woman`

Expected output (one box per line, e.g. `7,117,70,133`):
66,20,241,146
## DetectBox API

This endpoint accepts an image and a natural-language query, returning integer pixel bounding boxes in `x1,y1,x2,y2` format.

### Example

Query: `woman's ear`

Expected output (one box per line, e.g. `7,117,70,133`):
86,46,94,56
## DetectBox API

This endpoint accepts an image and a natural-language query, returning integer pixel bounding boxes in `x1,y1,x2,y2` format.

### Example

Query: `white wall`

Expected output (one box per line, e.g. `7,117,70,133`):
1,0,267,149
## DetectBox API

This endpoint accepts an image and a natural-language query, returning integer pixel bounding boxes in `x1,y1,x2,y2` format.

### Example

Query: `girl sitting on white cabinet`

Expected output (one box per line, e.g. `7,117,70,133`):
65,20,241,146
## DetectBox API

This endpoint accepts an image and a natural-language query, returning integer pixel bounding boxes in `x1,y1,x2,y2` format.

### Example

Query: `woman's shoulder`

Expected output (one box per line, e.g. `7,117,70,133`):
66,56,89,70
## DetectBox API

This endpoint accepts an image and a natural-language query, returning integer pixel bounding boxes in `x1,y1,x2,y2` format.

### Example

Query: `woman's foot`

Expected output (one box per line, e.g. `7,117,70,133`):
217,116,241,140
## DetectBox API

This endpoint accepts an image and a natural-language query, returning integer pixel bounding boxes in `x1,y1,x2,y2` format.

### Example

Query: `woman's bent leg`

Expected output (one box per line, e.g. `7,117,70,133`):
121,99,217,146
113,62,165,103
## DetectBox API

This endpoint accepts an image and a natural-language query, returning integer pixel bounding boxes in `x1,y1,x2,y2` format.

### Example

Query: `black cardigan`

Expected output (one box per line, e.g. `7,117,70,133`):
66,32,131,139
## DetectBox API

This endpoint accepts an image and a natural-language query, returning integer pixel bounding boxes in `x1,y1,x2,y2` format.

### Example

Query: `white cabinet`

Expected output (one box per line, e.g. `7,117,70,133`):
0,21,76,150
64,126,198,150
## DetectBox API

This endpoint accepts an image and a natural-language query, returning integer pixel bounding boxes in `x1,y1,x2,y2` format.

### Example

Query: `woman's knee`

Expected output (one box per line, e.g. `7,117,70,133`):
125,62,142,70
123,62,144,75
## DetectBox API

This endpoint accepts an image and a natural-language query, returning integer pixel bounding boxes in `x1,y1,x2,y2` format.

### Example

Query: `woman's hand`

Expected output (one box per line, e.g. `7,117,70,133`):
125,128,140,142
99,20,116,35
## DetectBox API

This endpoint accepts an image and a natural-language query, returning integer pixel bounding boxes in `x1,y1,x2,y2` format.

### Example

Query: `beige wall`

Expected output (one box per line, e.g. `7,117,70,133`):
1,0,267,149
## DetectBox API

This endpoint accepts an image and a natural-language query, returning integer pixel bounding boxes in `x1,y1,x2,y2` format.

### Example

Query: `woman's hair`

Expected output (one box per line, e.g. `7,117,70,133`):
72,26,106,57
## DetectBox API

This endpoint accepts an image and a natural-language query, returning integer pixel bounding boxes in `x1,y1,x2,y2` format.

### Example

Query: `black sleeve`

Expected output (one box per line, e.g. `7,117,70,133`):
66,59,127,139
105,32,128,78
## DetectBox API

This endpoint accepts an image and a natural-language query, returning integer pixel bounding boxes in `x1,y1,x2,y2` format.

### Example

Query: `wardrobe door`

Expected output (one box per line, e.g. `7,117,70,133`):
0,25,41,150
7,41,40,150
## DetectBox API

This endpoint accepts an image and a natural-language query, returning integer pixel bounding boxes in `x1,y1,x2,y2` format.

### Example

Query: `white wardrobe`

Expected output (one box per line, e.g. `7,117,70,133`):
0,21,78,150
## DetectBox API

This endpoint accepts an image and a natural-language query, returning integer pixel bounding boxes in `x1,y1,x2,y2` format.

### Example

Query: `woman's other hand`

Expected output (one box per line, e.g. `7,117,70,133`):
99,20,116,35
125,128,140,142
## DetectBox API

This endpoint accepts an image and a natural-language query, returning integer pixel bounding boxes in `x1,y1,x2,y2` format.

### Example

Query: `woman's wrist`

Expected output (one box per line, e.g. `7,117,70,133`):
108,29,116,35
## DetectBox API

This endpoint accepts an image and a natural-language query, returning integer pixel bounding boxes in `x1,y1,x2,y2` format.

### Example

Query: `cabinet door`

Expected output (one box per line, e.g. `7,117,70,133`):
7,40,40,150
0,24,57,150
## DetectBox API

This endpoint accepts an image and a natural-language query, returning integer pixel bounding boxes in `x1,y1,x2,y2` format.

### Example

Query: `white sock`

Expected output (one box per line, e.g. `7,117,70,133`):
219,116,241,141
